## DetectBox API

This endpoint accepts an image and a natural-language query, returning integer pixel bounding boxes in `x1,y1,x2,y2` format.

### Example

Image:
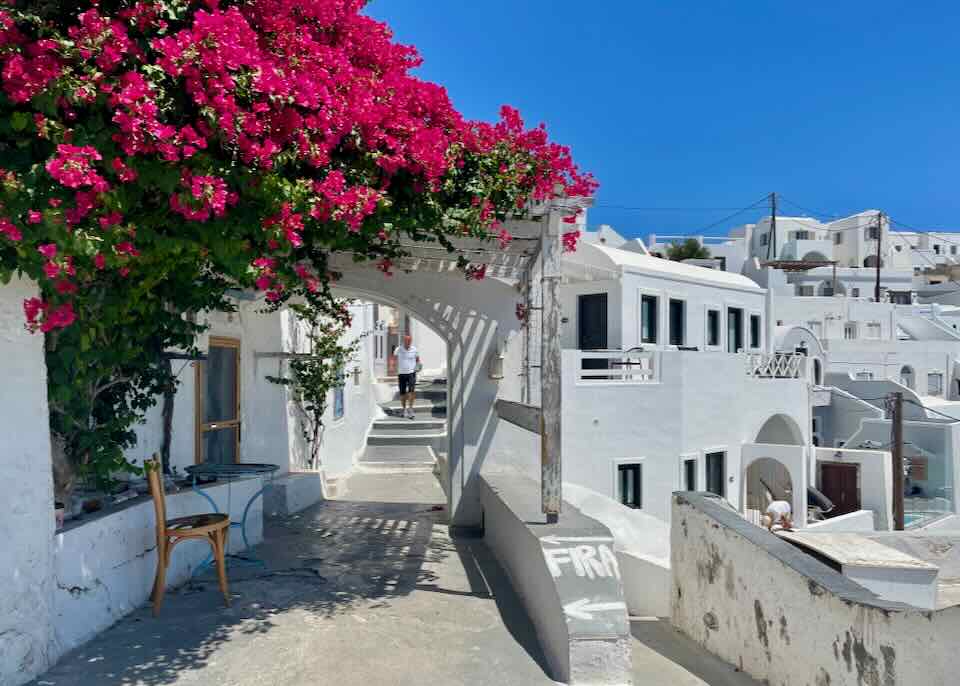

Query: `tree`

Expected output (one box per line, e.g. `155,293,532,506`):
666,239,711,261
0,0,596,491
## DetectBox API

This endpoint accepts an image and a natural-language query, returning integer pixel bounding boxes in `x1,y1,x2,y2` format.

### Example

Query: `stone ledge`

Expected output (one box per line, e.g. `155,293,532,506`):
480,471,632,685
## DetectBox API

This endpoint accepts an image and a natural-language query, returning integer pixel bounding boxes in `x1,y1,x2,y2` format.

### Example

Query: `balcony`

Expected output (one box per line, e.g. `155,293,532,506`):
745,352,808,380
575,349,660,384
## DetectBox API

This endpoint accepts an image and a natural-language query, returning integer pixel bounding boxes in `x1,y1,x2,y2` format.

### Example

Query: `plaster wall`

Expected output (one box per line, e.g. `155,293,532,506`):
0,277,56,686
559,279,623,350
51,477,263,660
806,510,876,532
671,493,960,686
561,349,810,522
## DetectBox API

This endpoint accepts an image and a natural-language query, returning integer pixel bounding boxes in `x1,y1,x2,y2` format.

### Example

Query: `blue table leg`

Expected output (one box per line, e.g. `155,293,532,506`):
190,476,218,576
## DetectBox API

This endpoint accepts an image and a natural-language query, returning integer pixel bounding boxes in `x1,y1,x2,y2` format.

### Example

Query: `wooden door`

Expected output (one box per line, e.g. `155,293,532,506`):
578,293,609,372
820,463,860,516
196,337,241,464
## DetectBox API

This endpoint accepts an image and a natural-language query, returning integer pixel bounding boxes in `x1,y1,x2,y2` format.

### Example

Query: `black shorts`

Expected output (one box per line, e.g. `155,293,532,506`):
398,373,417,395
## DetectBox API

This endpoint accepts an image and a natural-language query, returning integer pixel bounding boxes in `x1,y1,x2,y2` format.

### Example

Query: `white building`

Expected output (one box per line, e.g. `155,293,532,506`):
559,242,817,525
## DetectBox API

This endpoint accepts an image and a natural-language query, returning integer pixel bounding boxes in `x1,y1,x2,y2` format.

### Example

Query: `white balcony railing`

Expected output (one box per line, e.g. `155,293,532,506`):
577,350,659,384
745,352,806,379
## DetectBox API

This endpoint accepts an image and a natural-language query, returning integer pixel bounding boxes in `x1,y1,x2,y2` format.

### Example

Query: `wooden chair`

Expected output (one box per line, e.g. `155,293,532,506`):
145,457,231,616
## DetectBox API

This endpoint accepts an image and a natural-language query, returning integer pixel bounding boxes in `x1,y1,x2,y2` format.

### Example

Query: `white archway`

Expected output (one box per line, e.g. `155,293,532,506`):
754,412,805,446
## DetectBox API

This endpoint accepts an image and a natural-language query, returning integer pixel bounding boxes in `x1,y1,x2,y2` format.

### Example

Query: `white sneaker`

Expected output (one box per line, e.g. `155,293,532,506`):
407,409,416,419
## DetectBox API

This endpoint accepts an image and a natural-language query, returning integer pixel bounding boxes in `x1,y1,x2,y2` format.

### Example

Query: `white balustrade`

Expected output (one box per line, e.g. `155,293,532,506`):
577,350,659,384
745,352,806,379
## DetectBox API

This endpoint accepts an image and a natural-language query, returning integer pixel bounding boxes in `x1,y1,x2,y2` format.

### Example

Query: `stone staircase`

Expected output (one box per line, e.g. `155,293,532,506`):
357,376,447,472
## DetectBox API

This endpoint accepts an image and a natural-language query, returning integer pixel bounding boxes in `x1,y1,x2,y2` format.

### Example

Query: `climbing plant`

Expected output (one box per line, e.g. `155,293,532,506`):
265,294,360,470
0,0,596,490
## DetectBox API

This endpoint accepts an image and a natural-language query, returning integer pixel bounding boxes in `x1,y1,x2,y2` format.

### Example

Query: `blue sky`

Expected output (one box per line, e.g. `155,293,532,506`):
366,1,960,238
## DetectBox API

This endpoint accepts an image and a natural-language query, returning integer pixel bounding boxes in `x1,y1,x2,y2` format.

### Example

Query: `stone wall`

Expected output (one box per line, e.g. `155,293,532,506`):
671,492,960,686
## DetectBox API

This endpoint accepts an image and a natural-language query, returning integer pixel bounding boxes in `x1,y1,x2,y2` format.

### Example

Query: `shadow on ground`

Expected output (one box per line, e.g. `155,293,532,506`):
31,484,552,686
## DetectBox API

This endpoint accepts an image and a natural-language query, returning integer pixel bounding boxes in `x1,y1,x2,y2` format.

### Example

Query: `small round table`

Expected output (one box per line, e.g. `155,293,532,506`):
184,462,279,565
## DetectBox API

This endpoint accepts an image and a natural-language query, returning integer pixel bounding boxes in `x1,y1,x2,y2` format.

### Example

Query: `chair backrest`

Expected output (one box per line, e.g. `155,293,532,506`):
145,456,166,540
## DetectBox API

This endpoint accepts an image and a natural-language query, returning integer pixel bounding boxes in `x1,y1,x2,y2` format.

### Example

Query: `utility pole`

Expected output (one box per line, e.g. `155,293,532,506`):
767,192,777,261
540,205,563,524
874,211,883,302
889,391,904,531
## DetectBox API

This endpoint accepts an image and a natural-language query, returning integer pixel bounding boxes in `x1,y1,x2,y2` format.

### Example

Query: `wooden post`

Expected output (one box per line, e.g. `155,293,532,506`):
890,391,905,531
874,211,883,303
541,206,563,522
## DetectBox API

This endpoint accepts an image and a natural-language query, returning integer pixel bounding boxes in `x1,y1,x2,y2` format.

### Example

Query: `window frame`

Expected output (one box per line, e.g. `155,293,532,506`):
332,367,346,422
726,306,744,354
749,313,762,350
705,305,722,350
668,298,686,347
613,459,644,509
639,290,661,346
679,454,698,492
704,449,727,498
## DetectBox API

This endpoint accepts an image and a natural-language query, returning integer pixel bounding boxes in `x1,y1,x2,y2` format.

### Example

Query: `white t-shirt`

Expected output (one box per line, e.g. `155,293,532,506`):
394,345,419,375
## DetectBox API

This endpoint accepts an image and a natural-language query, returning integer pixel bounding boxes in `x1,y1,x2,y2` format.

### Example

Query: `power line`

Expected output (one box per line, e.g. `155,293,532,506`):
594,205,759,212
694,194,772,235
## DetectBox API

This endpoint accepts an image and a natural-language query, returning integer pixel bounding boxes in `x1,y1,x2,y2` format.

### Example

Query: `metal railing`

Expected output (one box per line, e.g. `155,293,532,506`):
745,352,806,379
577,350,659,384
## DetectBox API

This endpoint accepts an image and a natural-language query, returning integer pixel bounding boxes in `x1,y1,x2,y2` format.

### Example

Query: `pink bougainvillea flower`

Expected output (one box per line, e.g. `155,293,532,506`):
0,218,21,241
562,230,580,253
37,243,57,259
45,144,108,190
465,263,487,281
27,210,42,224
94,252,106,270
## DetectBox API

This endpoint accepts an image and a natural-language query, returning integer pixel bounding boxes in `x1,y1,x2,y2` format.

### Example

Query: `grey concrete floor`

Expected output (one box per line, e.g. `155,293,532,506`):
30,470,760,686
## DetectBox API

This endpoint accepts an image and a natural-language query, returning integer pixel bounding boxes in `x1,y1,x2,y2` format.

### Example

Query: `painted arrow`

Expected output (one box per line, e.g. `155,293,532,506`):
563,598,627,621
540,535,614,546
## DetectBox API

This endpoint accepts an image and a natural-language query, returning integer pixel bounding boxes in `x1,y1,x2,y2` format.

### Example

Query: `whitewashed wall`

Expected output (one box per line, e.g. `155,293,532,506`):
52,477,263,659
0,277,56,686
561,349,810,522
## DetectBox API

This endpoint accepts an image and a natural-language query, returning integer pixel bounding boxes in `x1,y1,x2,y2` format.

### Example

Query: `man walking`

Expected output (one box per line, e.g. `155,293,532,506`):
394,334,421,419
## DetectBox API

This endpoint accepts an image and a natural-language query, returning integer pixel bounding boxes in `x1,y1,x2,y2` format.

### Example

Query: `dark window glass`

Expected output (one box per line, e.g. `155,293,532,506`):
727,308,743,353
684,459,697,491
205,345,238,423
618,464,642,508
706,452,726,497
203,427,237,465
641,295,658,344
707,310,720,347
669,299,685,346
333,369,345,420
750,314,761,349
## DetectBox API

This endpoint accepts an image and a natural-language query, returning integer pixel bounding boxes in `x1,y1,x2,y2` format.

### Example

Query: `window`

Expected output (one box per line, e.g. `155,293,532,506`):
750,314,761,349
844,322,858,340
795,230,811,240
895,245,903,252
727,307,743,353
641,294,658,344
834,232,843,245
865,322,881,339
683,458,697,491
707,309,720,347
890,291,912,305
855,371,874,380
952,246,958,256
822,283,835,297
617,463,642,508
760,233,769,246
333,368,346,420
669,299,685,346
934,244,941,255
852,288,860,298
928,373,944,396
797,285,815,296
865,226,880,240
706,452,726,497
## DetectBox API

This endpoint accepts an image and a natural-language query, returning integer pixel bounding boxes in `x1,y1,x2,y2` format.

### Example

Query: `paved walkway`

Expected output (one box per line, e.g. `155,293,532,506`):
31,470,759,686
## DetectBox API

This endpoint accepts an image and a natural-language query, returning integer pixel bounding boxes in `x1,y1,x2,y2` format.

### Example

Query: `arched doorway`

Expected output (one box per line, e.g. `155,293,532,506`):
900,365,915,390
863,255,884,268
745,457,793,511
